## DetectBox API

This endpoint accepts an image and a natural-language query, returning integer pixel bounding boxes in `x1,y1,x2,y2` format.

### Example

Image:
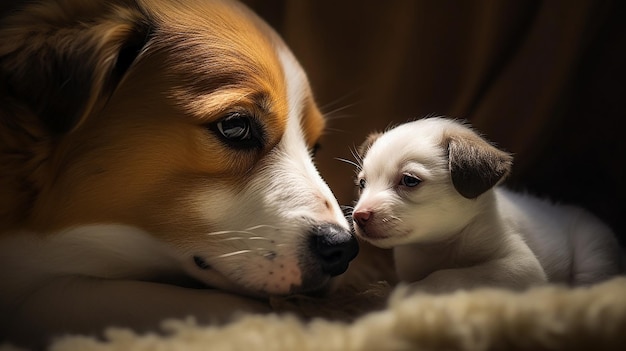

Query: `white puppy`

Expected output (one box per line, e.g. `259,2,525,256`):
352,117,624,293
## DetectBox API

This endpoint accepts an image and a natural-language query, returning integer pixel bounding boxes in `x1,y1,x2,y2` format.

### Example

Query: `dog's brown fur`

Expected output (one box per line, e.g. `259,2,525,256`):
1,1,360,348
0,0,327,234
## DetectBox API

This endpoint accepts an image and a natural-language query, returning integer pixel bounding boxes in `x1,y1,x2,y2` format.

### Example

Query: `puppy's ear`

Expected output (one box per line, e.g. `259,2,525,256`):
444,126,513,199
0,2,150,134
357,131,383,159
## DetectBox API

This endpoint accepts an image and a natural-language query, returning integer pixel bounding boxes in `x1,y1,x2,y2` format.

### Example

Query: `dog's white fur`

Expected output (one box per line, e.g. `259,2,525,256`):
0,0,358,348
352,117,623,293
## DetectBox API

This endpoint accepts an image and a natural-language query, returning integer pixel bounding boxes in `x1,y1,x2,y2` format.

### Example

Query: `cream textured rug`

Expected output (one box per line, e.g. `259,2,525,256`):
41,276,626,351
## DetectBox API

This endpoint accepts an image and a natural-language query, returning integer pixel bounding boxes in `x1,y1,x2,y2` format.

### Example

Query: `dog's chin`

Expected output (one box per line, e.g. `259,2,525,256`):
200,272,335,299
293,275,342,298
184,255,338,298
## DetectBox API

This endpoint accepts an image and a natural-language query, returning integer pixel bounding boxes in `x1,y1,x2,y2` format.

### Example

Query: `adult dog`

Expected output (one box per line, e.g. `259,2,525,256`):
0,0,358,348
352,117,623,293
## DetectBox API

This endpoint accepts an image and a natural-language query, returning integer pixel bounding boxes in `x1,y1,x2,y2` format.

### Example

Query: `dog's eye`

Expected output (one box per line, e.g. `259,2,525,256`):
217,113,251,141
210,112,263,149
400,174,422,188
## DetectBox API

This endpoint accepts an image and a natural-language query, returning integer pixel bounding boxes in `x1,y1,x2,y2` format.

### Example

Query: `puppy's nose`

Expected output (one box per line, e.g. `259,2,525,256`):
309,223,359,276
353,210,372,229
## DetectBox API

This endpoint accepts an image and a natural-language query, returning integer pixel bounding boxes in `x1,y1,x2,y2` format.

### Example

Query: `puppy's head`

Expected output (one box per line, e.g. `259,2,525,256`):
352,117,512,248
0,0,357,296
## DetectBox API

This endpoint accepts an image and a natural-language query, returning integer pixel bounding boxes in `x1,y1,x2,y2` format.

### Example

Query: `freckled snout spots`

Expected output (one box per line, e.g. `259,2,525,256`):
255,254,301,294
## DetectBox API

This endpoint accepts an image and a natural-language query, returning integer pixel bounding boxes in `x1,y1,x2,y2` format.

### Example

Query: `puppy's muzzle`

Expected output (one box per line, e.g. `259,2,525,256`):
309,223,359,276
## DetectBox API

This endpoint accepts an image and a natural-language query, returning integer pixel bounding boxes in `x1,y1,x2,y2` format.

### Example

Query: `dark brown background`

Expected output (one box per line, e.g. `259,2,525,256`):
242,0,626,246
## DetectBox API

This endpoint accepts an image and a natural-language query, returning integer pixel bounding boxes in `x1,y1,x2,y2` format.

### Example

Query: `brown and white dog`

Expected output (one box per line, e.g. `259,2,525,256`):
352,117,623,293
0,0,358,347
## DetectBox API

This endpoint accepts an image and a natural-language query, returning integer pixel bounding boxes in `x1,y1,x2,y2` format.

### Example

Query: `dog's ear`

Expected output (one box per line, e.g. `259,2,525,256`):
444,126,513,199
0,2,150,134
357,131,383,159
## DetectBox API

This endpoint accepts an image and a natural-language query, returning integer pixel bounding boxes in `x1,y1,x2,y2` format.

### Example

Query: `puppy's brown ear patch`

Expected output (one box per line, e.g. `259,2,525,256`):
445,128,513,199
0,3,149,134
358,131,383,159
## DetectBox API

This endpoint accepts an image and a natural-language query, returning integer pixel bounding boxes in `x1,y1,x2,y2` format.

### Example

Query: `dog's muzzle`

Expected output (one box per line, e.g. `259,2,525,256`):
308,223,359,276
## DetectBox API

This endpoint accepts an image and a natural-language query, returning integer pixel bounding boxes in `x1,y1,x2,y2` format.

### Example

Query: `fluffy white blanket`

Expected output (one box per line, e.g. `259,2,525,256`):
40,277,626,351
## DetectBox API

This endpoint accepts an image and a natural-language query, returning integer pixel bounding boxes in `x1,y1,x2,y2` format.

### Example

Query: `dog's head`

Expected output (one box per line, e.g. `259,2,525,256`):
352,117,512,248
0,0,358,296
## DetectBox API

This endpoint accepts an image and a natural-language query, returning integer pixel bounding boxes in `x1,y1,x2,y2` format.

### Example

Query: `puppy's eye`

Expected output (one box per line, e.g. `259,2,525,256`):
400,174,422,187
358,178,366,190
210,112,263,149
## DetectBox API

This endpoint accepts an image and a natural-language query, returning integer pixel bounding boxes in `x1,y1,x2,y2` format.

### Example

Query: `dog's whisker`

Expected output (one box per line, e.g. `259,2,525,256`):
319,90,360,115
215,236,273,242
215,247,273,259
323,113,356,122
324,127,350,134
205,230,258,237
216,236,247,242
263,251,278,260
244,224,279,231
216,249,253,258
216,248,264,258
205,230,240,236
322,102,357,119
206,224,281,238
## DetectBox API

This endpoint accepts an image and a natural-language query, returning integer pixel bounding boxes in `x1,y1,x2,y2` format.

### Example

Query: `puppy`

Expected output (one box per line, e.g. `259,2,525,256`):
0,0,358,347
352,117,623,293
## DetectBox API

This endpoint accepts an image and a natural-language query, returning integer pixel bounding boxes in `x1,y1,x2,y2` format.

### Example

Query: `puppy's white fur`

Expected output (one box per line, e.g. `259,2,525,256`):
352,117,623,292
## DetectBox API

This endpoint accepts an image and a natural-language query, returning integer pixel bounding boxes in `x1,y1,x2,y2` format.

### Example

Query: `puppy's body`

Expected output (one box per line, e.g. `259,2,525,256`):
353,117,623,293
0,0,358,348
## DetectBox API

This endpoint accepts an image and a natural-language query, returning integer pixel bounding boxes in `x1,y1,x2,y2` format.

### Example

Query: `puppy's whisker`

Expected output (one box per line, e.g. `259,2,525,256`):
350,147,363,165
334,157,360,168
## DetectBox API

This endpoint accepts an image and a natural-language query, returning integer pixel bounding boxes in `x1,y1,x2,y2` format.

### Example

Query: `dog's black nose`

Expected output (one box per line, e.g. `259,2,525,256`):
309,223,359,276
